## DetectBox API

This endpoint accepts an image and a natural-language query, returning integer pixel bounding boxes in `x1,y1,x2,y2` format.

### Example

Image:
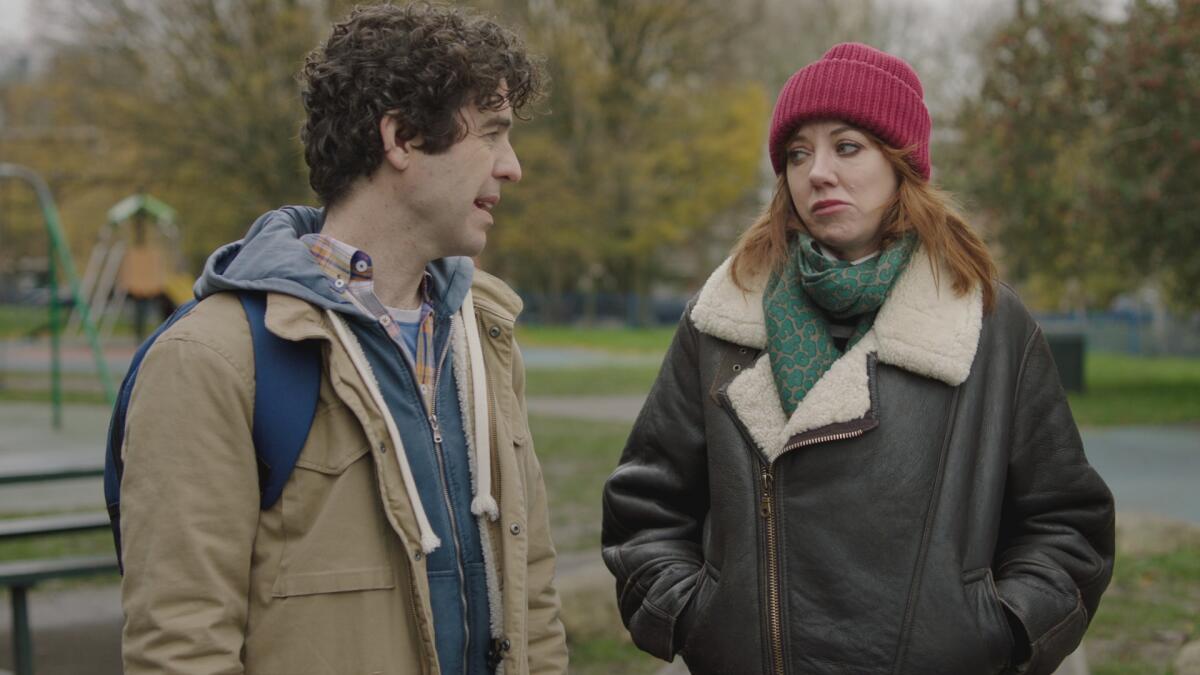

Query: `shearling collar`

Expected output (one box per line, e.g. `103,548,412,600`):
690,248,983,461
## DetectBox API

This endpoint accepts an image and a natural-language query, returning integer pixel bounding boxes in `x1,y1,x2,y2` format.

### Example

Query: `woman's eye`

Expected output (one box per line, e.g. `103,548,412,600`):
787,148,810,164
836,141,861,155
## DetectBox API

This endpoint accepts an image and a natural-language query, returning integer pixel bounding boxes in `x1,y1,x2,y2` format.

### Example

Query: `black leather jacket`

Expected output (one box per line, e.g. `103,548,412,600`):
601,255,1114,675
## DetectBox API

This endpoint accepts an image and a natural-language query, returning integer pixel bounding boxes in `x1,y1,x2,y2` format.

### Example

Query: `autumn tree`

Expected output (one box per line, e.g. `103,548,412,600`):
475,0,769,322
9,0,1029,322
1092,0,1200,309
22,0,346,268
950,0,1200,310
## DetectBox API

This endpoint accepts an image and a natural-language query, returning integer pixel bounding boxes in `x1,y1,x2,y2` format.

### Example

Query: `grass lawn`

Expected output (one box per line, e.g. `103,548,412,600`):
528,415,630,554
0,388,110,405
517,324,674,355
0,528,114,564
1085,520,1200,674
525,354,1200,428
0,304,136,340
0,305,52,339
524,365,659,398
1070,353,1200,426
528,413,662,674
0,513,119,590
568,638,661,675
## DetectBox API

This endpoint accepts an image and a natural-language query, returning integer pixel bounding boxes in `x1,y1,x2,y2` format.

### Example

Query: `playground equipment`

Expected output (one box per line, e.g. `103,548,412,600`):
69,193,192,341
0,163,116,426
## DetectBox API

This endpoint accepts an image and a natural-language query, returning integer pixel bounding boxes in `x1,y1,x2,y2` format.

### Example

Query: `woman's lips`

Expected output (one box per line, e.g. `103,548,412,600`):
811,200,849,216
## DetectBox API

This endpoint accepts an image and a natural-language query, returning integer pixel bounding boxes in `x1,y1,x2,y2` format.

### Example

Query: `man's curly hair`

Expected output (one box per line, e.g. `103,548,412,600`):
300,3,545,205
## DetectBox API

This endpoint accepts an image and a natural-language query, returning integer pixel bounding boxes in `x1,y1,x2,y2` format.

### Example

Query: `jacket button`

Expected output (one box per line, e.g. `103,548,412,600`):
488,326,502,338
739,348,747,354
378,442,387,454
509,523,522,535
414,551,423,561
732,364,742,372
501,639,511,651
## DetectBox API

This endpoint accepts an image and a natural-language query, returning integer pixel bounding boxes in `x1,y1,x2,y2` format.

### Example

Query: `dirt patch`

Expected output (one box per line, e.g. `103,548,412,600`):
1086,512,1200,673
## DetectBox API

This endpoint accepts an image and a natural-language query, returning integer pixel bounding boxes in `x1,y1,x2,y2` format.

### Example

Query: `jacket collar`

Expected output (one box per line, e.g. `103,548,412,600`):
265,292,333,342
691,248,983,461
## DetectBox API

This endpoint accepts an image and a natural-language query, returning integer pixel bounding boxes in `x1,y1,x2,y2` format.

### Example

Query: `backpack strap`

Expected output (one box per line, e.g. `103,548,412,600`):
238,292,322,510
105,298,203,571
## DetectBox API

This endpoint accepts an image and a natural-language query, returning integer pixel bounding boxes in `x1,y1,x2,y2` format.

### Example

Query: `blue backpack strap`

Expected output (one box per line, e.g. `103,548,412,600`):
105,298,201,573
238,292,322,510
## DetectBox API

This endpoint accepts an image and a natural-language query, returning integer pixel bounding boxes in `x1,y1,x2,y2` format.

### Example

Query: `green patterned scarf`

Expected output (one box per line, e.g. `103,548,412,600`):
763,232,917,416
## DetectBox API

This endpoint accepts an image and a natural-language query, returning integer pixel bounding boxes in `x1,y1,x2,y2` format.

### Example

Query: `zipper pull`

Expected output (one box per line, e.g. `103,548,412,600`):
429,414,443,444
760,469,773,518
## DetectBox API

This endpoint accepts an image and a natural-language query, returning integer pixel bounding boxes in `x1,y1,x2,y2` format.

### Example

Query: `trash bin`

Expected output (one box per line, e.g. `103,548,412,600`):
1045,332,1086,393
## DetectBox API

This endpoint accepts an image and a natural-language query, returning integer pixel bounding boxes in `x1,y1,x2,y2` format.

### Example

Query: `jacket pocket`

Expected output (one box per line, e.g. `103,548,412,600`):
963,567,1015,674
294,399,370,473
679,561,722,657
273,398,394,597
272,566,395,597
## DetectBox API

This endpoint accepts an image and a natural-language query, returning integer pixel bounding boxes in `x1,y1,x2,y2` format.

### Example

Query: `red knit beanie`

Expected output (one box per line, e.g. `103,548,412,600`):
769,43,932,180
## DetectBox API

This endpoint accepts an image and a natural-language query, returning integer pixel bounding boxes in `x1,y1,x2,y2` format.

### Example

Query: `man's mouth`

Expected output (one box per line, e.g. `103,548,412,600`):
474,196,499,211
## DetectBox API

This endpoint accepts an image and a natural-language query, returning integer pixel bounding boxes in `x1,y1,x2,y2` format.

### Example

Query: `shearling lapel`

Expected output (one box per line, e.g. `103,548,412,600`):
691,257,768,349
691,248,982,461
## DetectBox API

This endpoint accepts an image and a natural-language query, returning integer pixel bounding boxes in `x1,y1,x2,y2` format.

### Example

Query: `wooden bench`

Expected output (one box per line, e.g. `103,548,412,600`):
0,464,117,675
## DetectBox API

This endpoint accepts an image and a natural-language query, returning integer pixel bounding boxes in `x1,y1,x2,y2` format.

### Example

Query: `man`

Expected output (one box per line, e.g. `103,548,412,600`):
119,5,567,674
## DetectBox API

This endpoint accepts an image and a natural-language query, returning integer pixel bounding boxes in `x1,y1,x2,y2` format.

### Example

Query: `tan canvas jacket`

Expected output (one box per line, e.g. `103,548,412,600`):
120,270,567,675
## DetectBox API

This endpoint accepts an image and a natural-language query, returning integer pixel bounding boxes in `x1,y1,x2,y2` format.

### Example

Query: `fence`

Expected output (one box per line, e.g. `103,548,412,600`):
1036,310,1200,357
519,290,1200,358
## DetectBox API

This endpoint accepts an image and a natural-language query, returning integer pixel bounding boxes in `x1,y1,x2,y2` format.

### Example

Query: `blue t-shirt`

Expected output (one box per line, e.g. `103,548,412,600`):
388,303,431,361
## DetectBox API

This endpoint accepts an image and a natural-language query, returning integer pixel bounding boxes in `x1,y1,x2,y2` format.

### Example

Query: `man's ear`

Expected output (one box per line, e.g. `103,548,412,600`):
380,113,412,171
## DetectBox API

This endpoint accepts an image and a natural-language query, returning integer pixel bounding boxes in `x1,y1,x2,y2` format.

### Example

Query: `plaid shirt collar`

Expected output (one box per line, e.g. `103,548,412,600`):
301,232,432,321
302,233,441,411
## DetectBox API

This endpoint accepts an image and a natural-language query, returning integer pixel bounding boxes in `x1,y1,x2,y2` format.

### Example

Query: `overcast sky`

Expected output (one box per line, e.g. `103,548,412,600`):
0,0,30,46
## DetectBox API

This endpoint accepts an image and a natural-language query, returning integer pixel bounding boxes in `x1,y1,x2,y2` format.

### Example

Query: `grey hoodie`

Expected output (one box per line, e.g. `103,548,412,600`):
195,205,474,317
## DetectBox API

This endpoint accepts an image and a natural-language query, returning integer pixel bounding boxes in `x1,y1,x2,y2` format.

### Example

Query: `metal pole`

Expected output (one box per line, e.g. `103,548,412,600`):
0,164,116,406
48,238,62,429
11,584,33,675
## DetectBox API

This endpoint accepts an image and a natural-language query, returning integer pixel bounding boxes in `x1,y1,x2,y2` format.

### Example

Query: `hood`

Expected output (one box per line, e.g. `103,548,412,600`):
194,205,475,316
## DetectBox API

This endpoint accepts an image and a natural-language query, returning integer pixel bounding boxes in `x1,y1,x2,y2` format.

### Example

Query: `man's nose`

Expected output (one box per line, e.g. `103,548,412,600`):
496,142,522,183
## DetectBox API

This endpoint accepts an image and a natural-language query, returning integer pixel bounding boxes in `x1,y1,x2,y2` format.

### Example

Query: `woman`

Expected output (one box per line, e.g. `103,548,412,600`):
601,43,1114,675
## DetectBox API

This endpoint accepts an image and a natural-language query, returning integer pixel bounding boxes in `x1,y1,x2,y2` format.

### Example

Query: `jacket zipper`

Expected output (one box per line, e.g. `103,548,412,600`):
716,400,873,674
718,388,786,675
781,427,867,453
759,465,785,675
419,324,472,674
